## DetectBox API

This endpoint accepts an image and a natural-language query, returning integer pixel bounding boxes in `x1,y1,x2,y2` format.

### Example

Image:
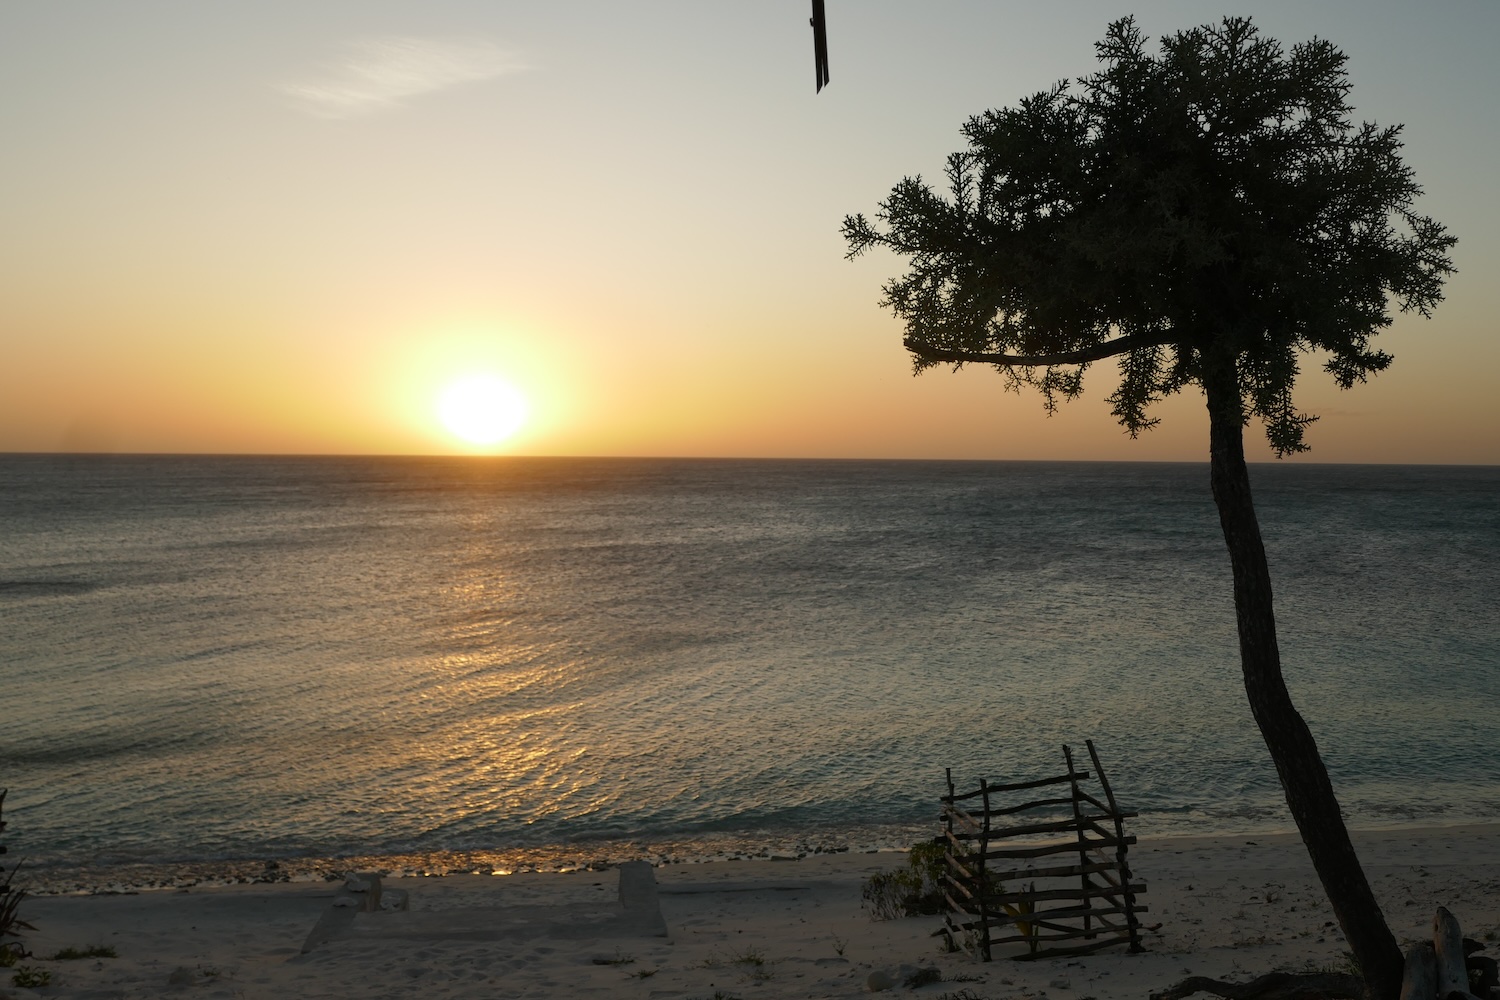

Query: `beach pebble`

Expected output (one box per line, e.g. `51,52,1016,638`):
866,969,896,991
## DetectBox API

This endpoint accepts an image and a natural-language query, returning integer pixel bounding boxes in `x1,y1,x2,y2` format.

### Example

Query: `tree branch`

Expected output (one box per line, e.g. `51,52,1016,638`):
904,332,1179,368
1150,971,1365,1000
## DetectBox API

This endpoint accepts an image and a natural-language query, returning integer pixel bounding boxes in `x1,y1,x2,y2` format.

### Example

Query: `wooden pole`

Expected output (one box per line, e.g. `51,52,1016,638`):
978,777,993,961
1063,744,1094,940
1087,739,1143,952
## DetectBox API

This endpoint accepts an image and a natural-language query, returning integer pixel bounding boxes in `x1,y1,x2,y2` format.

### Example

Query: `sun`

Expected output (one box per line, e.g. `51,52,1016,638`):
436,374,528,447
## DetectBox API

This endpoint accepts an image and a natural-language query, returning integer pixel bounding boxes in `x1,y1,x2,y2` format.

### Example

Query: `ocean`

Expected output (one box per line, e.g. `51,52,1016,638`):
2,455,1497,888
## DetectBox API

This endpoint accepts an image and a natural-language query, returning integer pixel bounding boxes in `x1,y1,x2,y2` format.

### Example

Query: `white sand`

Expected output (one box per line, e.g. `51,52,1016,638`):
8,824,1500,999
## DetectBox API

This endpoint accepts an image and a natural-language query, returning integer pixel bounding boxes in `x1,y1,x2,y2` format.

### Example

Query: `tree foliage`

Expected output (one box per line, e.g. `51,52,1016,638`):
844,18,1455,999
843,16,1454,454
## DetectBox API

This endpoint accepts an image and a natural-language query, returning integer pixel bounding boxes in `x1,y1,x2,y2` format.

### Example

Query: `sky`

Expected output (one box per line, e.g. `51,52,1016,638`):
2,1,1496,463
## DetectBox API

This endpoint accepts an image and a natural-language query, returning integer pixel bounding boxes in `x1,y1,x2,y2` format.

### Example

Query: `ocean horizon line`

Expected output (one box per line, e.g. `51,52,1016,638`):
3,451,1497,469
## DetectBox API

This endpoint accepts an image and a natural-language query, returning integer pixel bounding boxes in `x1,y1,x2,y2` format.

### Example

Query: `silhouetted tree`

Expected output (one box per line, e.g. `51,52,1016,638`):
844,18,1454,1000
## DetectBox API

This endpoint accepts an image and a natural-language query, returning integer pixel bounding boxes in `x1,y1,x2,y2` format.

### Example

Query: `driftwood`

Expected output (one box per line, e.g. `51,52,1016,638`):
1401,942,1438,1000
1433,907,1479,1000
1401,907,1489,1000
1150,971,1364,1000
1156,907,1497,1000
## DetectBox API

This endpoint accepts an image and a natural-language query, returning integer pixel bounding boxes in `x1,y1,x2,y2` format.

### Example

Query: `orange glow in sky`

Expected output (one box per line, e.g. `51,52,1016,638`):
1,4,1495,463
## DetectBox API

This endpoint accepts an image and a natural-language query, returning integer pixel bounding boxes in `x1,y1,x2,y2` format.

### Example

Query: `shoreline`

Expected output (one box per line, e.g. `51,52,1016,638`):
21,819,1500,896
11,823,1500,999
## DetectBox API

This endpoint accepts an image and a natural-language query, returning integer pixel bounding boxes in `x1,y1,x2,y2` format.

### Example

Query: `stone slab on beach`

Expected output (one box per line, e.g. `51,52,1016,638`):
302,859,670,948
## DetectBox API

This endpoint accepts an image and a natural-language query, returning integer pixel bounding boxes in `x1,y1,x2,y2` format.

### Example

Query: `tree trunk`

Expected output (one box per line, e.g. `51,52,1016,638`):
1201,356,1404,1000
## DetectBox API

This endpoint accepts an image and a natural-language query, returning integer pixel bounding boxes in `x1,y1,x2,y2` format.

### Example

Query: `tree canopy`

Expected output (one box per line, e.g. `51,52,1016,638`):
843,16,1454,455
844,18,1455,999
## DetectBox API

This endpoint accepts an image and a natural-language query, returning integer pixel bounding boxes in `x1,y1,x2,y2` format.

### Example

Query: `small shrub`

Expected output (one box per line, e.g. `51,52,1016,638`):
905,967,943,988
729,947,772,983
1,789,35,958
862,869,922,920
12,965,51,988
908,840,948,886
861,839,950,920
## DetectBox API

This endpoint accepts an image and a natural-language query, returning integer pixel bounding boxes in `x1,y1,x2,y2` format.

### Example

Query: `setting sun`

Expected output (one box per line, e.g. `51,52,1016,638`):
436,374,528,447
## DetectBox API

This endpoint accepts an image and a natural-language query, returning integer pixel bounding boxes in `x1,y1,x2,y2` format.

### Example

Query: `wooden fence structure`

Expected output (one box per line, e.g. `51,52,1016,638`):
939,741,1147,961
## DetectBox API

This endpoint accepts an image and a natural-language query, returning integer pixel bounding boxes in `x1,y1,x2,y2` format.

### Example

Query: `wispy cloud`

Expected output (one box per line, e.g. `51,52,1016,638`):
280,36,526,118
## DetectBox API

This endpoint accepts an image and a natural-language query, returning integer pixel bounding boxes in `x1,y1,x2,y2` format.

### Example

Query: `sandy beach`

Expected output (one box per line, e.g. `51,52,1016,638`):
6,824,1500,999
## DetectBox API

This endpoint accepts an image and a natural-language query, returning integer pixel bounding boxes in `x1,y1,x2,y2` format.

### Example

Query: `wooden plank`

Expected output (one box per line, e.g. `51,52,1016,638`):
973,883,1148,908
1091,867,1123,890
1027,902,1149,927
944,887,978,914
948,821,1128,845
1081,818,1117,841
978,905,1152,941
1086,740,1121,815
944,871,981,902
1022,933,1143,960
972,835,1135,862
981,814,1123,841
975,900,1149,933
1077,789,1112,814
1075,789,1136,820
987,923,1133,947
943,854,979,886
1080,911,1125,934
1028,909,1130,934
984,905,1146,935
981,794,1082,818
944,771,1090,800
1063,744,1093,939
944,913,986,961
985,860,1121,883
1083,738,1146,955
941,827,971,855
942,804,983,835
946,913,982,934
1080,882,1146,906
977,778,994,962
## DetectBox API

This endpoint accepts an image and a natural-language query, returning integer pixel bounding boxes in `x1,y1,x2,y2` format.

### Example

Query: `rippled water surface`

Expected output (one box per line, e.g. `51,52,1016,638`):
2,456,1497,877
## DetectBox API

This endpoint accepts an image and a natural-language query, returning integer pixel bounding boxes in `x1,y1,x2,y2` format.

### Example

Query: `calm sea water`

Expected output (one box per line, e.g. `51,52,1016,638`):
2,456,1497,884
